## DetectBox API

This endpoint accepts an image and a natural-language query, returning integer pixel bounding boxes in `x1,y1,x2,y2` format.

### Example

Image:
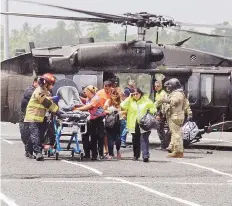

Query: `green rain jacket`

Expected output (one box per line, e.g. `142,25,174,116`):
120,95,157,134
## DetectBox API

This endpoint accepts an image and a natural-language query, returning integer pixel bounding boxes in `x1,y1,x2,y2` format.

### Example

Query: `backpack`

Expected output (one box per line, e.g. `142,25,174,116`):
105,111,120,131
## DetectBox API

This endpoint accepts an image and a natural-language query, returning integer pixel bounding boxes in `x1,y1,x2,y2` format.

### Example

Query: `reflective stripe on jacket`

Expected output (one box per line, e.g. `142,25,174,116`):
24,87,58,123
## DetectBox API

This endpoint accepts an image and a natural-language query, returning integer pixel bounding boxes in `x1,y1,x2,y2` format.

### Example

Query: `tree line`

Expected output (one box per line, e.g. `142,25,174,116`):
1,20,232,60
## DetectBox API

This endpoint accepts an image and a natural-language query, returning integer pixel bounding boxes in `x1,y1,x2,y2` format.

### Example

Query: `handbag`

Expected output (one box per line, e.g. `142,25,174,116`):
139,109,157,131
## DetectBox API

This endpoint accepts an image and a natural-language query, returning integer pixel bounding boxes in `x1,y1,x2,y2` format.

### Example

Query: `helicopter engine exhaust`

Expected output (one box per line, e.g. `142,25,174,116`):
46,41,164,73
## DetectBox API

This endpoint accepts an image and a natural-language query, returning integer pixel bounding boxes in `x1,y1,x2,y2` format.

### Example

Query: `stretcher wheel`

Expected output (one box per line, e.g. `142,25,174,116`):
71,150,74,158
80,153,84,161
55,152,59,160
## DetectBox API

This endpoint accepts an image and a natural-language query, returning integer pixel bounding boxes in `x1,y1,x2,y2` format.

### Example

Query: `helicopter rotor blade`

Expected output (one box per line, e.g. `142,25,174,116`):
176,22,232,29
167,27,232,38
0,12,114,23
9,0,137,22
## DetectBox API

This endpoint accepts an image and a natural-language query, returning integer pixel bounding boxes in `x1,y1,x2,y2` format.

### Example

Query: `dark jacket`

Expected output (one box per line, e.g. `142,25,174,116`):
20,85,36,113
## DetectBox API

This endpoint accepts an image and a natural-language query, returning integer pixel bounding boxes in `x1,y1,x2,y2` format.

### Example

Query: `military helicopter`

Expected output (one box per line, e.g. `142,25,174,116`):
1,0,232,135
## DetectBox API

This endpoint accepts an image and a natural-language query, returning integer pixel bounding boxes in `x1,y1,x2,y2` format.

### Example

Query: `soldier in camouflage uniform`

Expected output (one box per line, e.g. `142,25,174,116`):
161,78,192,158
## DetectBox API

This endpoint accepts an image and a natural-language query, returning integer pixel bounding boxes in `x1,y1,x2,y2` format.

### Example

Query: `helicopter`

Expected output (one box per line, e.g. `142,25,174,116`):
1,0,232,135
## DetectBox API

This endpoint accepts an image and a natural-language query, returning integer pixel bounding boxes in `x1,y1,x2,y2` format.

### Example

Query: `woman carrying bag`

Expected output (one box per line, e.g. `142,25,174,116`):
120,88,157,162
104,88,125,159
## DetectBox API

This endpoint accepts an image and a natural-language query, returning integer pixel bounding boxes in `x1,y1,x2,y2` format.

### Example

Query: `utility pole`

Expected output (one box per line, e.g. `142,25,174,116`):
4,0,9,60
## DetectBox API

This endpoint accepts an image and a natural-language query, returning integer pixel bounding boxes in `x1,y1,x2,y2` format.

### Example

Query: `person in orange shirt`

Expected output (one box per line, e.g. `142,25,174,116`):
96,81,112,107
96,80,112,156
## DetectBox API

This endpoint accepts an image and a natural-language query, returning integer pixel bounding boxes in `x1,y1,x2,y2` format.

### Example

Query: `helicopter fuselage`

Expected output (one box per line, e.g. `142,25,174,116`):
1,41,232,132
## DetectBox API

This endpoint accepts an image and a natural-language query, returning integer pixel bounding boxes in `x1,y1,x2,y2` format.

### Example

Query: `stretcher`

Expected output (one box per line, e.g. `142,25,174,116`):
46,80,90,160
48,111,89,160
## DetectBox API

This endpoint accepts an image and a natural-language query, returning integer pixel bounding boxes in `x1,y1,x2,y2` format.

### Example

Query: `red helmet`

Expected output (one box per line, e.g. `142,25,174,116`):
41,73,56,85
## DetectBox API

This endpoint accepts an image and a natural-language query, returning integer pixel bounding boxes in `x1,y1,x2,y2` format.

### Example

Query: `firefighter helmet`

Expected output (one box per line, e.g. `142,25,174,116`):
42,73,56,85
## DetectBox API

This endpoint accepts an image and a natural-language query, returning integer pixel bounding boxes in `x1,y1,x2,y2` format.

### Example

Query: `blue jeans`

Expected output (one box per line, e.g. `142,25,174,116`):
107,132,121,156
120,119,128,144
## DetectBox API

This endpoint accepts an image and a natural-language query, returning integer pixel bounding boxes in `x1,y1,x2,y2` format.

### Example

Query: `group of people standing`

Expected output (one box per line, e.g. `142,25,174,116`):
19,73,192,162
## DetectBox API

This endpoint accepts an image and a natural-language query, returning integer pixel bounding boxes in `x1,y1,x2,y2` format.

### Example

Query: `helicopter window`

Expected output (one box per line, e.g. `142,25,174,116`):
187,75,198,104
73,75,98,92
201,74,213,106
214,75,229,106
116,73,152,95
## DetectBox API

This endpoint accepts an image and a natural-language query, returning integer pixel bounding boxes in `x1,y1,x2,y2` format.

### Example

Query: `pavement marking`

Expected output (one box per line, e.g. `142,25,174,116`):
203,138,232,143
61,160,103,176
105,177,202,206
0,192,19,206
0,138,14,144
178,161,232,178
42,180,120,184
2,179,231,186
41,180,231,186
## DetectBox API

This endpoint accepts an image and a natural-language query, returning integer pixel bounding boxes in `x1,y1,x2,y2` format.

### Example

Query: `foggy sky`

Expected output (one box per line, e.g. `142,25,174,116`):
1,0,232,33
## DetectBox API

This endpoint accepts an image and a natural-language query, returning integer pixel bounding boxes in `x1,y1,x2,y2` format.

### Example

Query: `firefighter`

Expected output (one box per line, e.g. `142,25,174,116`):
19,76,38,158
161,78,190,158
24,73,61,161
154,80,168,150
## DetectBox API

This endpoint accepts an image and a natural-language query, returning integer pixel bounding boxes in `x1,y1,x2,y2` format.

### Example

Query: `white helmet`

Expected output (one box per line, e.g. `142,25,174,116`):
182,121,199,141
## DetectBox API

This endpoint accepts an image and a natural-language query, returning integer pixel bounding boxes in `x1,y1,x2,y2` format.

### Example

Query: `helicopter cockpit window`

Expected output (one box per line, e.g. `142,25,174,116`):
73,75,98,92
116,73,152,96
187,75,198,104
201,74,213,106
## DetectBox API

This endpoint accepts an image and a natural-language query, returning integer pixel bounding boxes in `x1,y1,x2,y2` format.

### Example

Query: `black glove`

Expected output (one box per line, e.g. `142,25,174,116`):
56,110,66,118
187,116,193,122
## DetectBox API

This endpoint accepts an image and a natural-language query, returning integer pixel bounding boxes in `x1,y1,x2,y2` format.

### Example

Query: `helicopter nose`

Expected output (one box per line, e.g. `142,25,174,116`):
150,48,164,62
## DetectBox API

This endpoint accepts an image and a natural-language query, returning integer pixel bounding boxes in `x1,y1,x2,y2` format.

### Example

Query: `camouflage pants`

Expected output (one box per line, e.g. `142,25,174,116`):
167,118,184,153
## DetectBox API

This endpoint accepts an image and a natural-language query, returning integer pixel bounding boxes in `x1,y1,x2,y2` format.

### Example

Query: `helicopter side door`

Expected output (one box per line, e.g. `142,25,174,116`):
188,71,231,127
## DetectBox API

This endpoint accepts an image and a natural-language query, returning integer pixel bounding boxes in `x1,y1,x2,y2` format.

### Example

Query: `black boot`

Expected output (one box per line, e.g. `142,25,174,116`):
143,158,149,163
